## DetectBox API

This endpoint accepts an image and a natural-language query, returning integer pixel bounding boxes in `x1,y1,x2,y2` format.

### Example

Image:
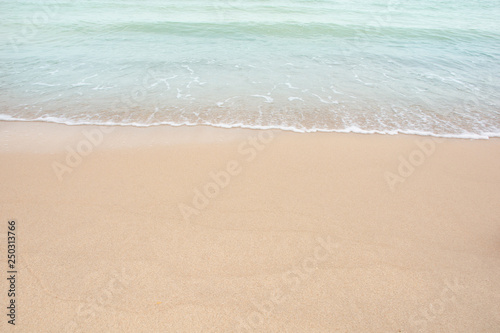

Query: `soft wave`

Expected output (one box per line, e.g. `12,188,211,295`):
1,114,498,140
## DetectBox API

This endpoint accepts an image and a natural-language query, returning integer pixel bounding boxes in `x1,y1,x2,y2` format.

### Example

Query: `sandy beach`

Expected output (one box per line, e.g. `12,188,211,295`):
1,120,500,332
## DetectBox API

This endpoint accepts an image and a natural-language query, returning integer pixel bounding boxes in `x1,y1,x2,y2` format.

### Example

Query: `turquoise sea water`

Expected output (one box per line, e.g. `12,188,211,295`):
1,0,499,138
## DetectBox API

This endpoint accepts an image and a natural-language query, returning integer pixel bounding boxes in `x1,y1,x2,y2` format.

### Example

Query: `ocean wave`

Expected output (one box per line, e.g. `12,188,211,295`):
1,113,498,140
1,0,498,140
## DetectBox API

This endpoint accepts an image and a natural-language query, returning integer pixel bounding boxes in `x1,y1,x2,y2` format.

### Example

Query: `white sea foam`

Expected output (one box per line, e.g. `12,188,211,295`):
1,114,498,140
251,95,274,103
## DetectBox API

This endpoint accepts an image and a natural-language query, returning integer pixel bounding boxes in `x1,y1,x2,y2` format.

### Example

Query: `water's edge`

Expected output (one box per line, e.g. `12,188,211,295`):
1,116,498,140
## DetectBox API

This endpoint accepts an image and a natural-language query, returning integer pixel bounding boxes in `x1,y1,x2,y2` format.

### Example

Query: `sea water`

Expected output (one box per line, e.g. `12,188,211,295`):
1,0,499,138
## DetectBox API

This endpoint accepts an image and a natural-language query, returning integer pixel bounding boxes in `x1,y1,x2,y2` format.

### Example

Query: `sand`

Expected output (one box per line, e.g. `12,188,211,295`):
1,121,500,332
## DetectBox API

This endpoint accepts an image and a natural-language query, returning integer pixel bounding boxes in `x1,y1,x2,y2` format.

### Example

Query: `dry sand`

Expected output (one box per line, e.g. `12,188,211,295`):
1,121,500,332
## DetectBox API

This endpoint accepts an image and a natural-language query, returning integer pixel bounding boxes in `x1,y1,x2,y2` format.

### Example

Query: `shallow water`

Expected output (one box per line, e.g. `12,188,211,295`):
1,0,499,138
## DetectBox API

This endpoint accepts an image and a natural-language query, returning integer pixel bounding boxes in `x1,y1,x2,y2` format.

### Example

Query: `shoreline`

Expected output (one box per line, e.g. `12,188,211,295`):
1,118,499,140
1,120,500,331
